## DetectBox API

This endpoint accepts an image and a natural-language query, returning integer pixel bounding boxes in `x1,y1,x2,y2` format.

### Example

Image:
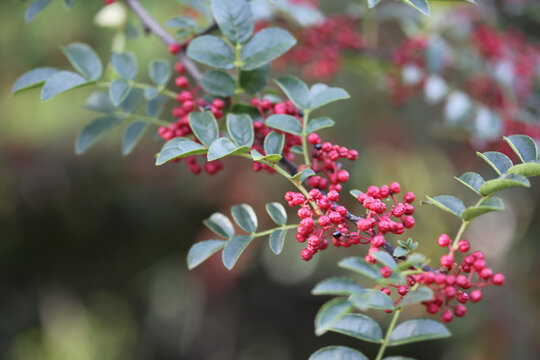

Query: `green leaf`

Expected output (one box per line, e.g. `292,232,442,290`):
204,212,235,238
12,67,58,94
149,60,171,86
309,346,368,360
349,189,363,198
269,229,287,255
461,197,504,221
479,173,530,196
383,357,417,360
75,116,123,155
425,195,465,217
507,161,540,177
111,52,138,80
146,94,167,118
122,120,148,156
265,114,302,135
210,0,253,44
300,169,316,182
307,117,335,134
201,70,237,97
119,88,143,114
85,91,116,114
401,0,430,16
41,71,88,102
309,87,350,111
231,204,258,233
187,240,226,269
155,138,208,165
314,298,353,336
62,42,103,81
240,65,270,94
329,314,383,344
263,132,285,156
388,319,451,346
144,87,160,100
189,111,219,147
274,76,310,110
25,0,53,23
339,257,381,280
227,114,254,147
187,35,235,70
222,235,254,269
311,277,364,296
64,0,74,8
400,286,434,306
241,28,296,71
265,202,287,225
109,79,131,106
207,138,250,161
477,151,513,175
455,172,485,195
504,135,538,163
251,149,282,163
393,247,408,257
349,289,394,311
371,251,397,270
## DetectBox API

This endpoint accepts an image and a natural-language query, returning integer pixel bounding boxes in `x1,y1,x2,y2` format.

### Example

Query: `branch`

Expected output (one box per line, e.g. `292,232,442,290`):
124,0,203,83
279,157,439,273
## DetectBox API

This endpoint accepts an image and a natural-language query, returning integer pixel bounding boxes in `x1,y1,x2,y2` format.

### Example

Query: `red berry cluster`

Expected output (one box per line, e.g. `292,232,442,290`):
308,137,358,193
354,183,416,263
157,62,226,175
417,236,505,323
274,15,364,79
378,234,505,323
250,98,303,173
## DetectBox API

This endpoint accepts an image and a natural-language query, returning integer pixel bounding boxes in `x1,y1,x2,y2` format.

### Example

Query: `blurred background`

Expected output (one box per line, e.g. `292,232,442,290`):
1,0,539,359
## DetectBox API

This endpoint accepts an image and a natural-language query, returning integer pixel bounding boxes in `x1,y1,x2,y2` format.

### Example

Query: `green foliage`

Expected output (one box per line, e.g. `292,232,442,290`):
263,132,285,158
62,43,103,81
210,0,253,44
189,111,219,146
349,289,394,311
187,36,236,69
207,137,250,161
148,60,172,86
25,0,53,23
227,114,254,147
371,251,398,270
222,235,254,269
109,79,131,106
455,172,485,195
75,116,123,154
231,204,258,233
476,151,513,175
265,202,287,225
387,319,451,346
314,298,353,336
309,346,368,360
155,138,207,165
265,114,302,135
187,240,226,269
268,228,287,255
339,257,381,280
204,212,235,239
201,70,237,96
241,28,297,70
328,314,383,343
122,121,149,156
425,195,465,218
311,277,364,296
240,65,270,94
11,67,58,94
479,173,530,196
111,52,138,81
41,71,88,101
307,117,336,134
399,287,434,306
504,135,537,163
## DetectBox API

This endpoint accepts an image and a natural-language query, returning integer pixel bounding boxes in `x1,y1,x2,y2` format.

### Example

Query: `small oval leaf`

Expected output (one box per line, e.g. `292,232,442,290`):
269,228,287,255
62,42,103,81
122,120,148,156
461,197,505,221
328,314,383,344
265,202,287,225
222,235,254,270
187,240,226,269
155,138,208,165
479,173,530,196
455,172,485,195
227,114,254,147
231,204,258,233
111,52,138,80
338,257,381,280
274,76,310,110
477,151,513,175
263,132,285,157
207,138,250,161
12,67,58,94
189,111,219,146
314,298,353,336
149,60,172,86
201,70,237,97
425,195,465,217
265,114,302,135
307,117,335,134
388,319,451,346
309,346,368,360
504,135,538,163
203,212,235,239
41,71,89,102
311,277,364,296
75,116,123,155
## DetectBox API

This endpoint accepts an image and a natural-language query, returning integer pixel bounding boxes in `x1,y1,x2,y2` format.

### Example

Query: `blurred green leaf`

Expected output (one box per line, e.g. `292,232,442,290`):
309,87,350,111
425,195,465,217
155,138,207,165
476,151,513,175
210,0,253,44
507,161,540,177
263,131,285,156
187,240,226,269
372,251,397,270
146,94,167,118
315,298,353,336
400,286,434,306
265,202,287,225
122,120,148,156
265,114,302,135
207,138,250,161
25,0,53,23
62,42,103,81
41,71,88,102
312,277,364,296
111,52,138,81
204,212,235,239
349,289,394,311
269,228,287,255
307,117,335,134
401,0,430,16
149,60,172,86
455,172,485,195
479,173,530,196
274,76,310,109
461,197,504,221
251,149,282,162
227,114,254,147
187,35,235,69
240,65,270,94
189,111,219,146
339,257,381,280
504,135,538,163
75,116,123,155
12,67,58,94
329,314,383,343
109,79,131,106
241,28,296,70
309,346,368,360
201,70,237,97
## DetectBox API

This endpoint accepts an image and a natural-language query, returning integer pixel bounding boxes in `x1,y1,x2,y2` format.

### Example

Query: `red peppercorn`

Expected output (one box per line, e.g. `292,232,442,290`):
380,266,392,278
437,233,451,247
168,43,181,54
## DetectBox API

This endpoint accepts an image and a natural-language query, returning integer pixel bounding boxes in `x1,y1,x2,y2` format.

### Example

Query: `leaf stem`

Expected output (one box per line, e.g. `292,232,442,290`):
451,196,487,249
252,224,299,237
375,308,401,360
301,110,311,167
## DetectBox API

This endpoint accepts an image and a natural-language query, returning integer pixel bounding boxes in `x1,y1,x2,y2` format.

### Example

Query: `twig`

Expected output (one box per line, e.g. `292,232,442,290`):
124,0,203,82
